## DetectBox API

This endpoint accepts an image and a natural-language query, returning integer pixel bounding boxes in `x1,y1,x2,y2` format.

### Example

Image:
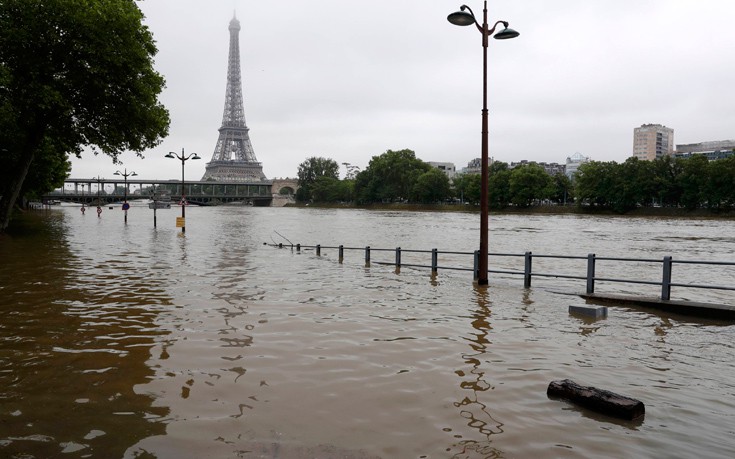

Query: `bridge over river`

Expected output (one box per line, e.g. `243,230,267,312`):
45,178,279,206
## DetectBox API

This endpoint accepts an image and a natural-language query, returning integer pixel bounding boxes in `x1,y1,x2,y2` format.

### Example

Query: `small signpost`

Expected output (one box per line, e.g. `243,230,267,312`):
176,217,185,228
149,189,171,228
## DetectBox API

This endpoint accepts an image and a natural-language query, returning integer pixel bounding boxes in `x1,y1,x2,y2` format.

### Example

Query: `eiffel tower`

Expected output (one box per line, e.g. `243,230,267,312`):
202,14,267,182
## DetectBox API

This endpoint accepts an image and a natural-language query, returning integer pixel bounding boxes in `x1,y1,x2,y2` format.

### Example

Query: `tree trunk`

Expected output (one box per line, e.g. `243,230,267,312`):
547,379,645,421
0,149,36,232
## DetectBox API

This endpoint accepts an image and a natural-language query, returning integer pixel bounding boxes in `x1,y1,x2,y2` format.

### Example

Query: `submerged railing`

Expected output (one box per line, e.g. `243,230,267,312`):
269,243,735,304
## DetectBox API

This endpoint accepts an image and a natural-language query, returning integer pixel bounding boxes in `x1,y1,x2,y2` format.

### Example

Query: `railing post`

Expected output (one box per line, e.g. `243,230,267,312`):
296,243,301,252
338,245,344,264
586,253,596,294
524,251,533,288
661,256,673,301
316,244,321,256
395,247,401,268
365,246,371,267
431,248,438,274
473,250,479,280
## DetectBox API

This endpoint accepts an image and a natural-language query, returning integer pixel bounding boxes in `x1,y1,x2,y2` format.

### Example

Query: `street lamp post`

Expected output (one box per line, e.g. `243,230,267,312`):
94,176,104,217
165,148,200,233
80,183,86,214
448,1,518,285
113,168,137,223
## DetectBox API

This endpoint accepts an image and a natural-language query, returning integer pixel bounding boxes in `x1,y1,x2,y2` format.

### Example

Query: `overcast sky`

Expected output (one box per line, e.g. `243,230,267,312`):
69,0,735,181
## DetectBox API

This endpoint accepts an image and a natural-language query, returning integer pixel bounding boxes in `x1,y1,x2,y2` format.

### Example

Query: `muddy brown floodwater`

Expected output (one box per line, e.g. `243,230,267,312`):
1,206,733,458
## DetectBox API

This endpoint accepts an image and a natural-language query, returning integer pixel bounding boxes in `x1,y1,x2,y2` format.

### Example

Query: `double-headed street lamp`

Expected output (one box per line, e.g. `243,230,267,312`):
113,168,137,223
165,148,200,233
448,1,519,286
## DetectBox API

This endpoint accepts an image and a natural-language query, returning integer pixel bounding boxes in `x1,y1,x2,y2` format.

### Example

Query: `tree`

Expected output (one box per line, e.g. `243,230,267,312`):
452,173,481,204
488,161,511,209
651,156,683,207
549,172,573,205
621,157,657,207
295,156,340,202
0,0,170,230
411,168,452,203
353,149,431,203
509,163,551,207
575,161,618,208
310,176,352,203
678,154,709,210
597,157,654,213
706,156,735,210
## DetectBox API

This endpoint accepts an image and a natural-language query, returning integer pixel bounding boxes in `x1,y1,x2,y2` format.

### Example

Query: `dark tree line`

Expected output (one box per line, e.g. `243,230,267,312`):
295,150,568,207
296,150,452,204
575,155,735,212
296,149,735,213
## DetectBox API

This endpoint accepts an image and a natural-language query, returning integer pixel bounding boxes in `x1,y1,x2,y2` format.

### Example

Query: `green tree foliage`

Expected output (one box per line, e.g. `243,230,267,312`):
0,0,170,230
600,157,656,213
296,156,340,202
678,154,709,210
509,163,551,207
411,168,451,203
621,157,657,207
574,155,735,212
310,176,353,203
488,162,511,209
451,161,516,209
705,156,735,210
575,161,617,209
548,172,573,205
652,155,683,206
452,173,481,204
353,149,432,203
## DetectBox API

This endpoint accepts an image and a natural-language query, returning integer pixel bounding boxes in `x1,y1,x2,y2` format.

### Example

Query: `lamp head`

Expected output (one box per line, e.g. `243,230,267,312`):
131,172,138,177
447,8,475,27
113,171,121,176
494,26,520,40
165,152,175,159
192,154,201,160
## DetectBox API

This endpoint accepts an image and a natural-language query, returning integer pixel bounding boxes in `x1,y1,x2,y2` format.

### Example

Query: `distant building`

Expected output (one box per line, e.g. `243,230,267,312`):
427,161,457,179
633,124,674,161
674,139,735,161
565,152,589,179
460,157,493,175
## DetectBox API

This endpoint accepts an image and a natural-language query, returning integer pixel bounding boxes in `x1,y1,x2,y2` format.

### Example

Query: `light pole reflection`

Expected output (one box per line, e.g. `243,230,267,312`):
450,285,504,458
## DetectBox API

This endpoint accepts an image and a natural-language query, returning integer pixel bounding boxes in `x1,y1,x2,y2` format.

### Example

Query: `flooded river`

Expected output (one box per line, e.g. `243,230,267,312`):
1,206,733,458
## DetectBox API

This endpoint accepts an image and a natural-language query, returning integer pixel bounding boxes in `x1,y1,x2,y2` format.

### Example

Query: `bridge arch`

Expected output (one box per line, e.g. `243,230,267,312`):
271,178,298,206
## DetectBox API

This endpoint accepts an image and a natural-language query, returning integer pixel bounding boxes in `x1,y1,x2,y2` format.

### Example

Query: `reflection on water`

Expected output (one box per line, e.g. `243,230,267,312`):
1,207,734,458
449,287,504,459
0,212,169,458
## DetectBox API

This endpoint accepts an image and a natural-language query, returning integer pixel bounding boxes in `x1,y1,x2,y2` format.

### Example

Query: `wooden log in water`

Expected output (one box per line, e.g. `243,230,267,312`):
547,379,645,420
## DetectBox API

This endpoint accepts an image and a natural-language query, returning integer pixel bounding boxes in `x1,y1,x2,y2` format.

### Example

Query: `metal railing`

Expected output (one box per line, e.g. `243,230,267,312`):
269,243,735,304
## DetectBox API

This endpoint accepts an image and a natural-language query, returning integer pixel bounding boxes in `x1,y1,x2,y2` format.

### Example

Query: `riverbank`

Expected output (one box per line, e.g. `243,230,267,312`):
286,202,735,219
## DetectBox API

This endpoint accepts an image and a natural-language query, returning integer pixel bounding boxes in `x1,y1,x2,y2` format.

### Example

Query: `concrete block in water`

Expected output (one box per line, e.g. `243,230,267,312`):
569,305,608,319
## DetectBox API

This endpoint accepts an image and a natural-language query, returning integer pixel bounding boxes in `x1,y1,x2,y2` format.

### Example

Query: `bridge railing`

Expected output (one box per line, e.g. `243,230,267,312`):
268,243,735,305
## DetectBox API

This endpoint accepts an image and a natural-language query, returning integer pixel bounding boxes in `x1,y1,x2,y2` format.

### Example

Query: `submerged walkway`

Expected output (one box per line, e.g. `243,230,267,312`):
582,293,735,321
